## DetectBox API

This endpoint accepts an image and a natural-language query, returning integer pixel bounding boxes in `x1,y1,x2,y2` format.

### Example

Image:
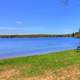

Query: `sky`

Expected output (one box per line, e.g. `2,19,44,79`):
0,0,80,34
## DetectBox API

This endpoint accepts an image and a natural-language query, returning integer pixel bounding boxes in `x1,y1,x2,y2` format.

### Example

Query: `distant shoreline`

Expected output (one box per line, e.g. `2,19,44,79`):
0,34,73,38
0,32,80,38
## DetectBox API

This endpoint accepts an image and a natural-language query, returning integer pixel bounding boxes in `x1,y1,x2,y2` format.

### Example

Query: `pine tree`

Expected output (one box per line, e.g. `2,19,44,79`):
79,28,80,33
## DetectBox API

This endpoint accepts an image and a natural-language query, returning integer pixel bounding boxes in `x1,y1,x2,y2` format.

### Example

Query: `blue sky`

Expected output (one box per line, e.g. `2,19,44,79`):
0,0,80,34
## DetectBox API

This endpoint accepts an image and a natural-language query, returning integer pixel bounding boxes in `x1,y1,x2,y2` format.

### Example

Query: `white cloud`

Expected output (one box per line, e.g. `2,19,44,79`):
16,21,22,24
0,27,15,30
0,26,24,30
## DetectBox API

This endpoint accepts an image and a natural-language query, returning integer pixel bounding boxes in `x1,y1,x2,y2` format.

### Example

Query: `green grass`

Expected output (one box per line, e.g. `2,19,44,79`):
0,50,80,77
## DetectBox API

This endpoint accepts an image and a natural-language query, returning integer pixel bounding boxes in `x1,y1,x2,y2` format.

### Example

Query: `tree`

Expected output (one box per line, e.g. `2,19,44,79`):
72,32,75,37
79,28,80,33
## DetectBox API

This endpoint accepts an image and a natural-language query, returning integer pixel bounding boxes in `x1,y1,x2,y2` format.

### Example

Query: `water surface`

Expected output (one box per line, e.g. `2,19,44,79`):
0,37,79,59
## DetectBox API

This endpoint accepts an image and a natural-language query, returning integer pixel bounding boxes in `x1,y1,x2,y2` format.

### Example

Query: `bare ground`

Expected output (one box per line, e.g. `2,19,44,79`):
0,64,80,80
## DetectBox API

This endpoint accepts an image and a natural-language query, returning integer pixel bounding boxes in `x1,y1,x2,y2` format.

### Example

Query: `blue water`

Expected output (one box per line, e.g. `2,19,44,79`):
0,37,79,59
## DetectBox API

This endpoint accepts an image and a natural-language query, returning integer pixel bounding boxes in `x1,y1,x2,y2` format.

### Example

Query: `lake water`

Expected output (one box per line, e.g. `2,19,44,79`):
0,37,80,59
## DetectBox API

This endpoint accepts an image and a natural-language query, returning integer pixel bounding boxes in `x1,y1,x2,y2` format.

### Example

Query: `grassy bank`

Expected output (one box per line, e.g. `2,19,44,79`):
0,50,80,80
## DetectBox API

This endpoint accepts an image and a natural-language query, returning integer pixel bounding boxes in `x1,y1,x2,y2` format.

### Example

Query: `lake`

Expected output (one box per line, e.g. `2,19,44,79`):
0,37,79,59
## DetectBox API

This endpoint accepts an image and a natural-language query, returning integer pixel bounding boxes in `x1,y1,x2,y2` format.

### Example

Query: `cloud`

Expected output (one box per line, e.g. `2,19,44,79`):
16,21,22,24
0,27,16,30
0,26,24,30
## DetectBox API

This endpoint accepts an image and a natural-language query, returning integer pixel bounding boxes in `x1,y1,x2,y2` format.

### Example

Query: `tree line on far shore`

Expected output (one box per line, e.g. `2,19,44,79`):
0,32,79,38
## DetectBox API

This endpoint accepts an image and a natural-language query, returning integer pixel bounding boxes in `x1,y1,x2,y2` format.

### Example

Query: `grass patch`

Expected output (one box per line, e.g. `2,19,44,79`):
0,50,80,80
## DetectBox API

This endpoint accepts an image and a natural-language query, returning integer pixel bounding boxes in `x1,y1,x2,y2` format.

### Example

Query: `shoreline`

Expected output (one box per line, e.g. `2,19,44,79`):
0,34,73,38
0,49,75,60
0,49,80,80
